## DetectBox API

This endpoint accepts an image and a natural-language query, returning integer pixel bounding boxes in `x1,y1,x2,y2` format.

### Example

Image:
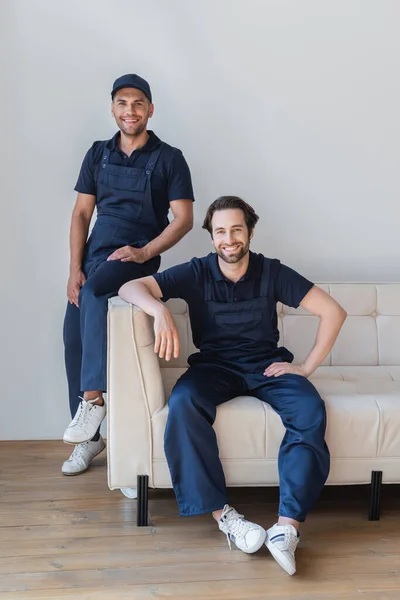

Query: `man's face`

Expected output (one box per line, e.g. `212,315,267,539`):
111,88,154,136
211,208,252,264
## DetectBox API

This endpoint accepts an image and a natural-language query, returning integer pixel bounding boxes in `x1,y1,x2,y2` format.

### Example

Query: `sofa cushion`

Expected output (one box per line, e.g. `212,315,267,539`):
154,369,400,461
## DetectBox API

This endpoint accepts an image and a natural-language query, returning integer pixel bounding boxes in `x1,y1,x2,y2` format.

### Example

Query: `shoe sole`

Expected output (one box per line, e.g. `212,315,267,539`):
63,436,94,445
63,411,107,445
61,443,106,476
265,539,296,575
63,423,106,445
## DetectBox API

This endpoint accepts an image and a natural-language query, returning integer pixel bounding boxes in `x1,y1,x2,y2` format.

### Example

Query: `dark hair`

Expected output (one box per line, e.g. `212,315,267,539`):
202,196,259,235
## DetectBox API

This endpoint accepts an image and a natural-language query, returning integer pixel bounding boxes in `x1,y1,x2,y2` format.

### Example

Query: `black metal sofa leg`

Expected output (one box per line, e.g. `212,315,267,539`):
368,470,382,521
137,474,149,526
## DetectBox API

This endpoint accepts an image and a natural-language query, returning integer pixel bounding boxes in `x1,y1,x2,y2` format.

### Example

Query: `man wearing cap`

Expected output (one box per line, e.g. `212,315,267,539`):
62,74,195,476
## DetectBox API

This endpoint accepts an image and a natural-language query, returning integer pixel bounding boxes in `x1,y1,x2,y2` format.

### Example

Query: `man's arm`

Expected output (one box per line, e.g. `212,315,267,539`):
107,199,193,263
142,198,194,260
67,193,96,307
119,276,180,361
265,286,347,378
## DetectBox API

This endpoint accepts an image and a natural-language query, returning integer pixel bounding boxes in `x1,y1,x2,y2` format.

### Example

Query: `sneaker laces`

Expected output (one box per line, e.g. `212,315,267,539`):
282,526,299,553
71,397,98,429
70,441,89,461
221,506,251,550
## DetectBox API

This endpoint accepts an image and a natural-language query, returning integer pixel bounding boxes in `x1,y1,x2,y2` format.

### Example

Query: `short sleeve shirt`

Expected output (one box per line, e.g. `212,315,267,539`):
74,130,194,228
153,251,314,355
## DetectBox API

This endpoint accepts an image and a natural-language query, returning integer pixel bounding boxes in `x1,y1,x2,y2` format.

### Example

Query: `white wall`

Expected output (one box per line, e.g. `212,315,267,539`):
1,0,399,440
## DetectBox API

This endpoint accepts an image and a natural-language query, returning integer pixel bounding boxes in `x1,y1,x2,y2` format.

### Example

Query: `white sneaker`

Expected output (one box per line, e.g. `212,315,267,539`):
120,488,138,499
61,436,106,475
218,505,266,554
265,523,300,575
63,398,106,444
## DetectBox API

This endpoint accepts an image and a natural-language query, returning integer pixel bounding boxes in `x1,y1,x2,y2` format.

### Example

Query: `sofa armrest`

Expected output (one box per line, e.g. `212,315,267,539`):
107,297,165,489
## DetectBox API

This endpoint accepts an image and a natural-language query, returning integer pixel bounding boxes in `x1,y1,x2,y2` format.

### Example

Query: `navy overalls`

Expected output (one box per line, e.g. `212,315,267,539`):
63,144,163,419
164,257,330,521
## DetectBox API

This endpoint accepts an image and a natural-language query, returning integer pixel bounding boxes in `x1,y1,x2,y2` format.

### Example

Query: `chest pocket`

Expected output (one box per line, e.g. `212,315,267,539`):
214,310,263,330
101,172,147,193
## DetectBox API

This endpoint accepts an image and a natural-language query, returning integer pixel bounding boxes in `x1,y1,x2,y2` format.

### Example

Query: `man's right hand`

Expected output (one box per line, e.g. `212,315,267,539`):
153,306,180,361
67,269,86,307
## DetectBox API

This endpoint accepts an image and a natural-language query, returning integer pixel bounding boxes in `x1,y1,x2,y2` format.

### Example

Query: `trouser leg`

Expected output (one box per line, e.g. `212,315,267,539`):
164,364,244,516
249,373,330,522
63,302,83,419
78,260,158,392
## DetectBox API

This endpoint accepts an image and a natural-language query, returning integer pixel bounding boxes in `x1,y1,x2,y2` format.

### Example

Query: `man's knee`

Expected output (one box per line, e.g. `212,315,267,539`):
288,379,326,431
78,278,106,305
168,378,213,422
168,381,197,416
79,279,95,303
299,392,326,432
308,393,326,426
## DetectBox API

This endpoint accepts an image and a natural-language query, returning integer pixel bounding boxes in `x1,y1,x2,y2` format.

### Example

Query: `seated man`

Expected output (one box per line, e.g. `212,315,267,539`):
119,196,346,575
62,74,194,477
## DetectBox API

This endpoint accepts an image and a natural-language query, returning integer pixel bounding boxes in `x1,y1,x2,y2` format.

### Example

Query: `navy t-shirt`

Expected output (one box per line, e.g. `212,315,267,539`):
153,251,314,360
75,130,194,228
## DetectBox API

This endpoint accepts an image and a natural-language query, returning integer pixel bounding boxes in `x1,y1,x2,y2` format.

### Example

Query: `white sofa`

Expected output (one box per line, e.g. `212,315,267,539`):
107,284,400,523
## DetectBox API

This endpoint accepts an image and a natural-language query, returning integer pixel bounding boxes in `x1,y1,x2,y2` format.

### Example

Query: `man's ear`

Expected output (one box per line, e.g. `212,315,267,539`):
111,102,115,118
249,228,254,240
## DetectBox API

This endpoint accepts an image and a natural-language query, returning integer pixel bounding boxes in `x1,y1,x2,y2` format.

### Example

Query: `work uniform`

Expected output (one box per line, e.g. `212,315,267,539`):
153,252,330,521
63,130,194,420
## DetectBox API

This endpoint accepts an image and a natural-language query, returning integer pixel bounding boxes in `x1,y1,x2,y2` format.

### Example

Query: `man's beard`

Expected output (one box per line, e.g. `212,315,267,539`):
216,240,250,264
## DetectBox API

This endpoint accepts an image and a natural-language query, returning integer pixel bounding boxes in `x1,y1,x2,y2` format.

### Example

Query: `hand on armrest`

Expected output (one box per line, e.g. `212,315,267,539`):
119,277,180,361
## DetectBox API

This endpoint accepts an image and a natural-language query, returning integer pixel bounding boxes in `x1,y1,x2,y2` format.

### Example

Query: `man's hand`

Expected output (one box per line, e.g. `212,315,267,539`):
107,246,148,263
153,306,180,361
67,269,86,307
264,362,310,378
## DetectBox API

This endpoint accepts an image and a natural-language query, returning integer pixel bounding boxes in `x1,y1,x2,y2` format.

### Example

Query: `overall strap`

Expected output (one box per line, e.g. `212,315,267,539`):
204,257,214,303
145,143,164,177
101,145,111,169
259,257,272,297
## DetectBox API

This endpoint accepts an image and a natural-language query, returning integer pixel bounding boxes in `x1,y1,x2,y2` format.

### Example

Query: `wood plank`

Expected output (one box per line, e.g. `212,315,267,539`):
2,584,400,600
1,553,400,592
0,560,349,593
0,522,155,543
1,527,399,559
1,547,400,578
0,545,257,575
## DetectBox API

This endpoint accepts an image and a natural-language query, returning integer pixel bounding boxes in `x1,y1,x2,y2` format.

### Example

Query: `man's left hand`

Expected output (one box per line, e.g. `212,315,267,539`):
264,362,309,378
107,246,148,263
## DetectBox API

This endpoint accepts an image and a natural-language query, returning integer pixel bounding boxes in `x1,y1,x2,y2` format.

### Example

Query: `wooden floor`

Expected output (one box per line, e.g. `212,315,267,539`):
1,442,400,600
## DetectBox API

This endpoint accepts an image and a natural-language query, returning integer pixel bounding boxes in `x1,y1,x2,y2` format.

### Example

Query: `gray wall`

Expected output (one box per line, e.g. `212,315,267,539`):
1,0,399,439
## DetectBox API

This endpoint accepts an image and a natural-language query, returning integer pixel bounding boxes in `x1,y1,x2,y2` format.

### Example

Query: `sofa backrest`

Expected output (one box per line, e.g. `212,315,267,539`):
160,284,400,369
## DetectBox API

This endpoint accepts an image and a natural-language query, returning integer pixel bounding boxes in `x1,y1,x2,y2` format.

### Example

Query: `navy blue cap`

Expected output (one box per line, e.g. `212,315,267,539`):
111,74,152,102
